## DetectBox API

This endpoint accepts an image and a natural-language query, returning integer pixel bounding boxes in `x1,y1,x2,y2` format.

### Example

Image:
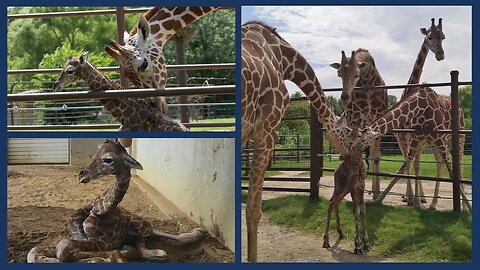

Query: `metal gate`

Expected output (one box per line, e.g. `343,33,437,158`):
8,138,70,164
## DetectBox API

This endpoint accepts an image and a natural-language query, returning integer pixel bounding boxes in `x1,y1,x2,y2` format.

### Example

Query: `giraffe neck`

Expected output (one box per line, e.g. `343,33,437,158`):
78,62,138,123
402,38,429,99
146,7,218,47
278,44,338,131
91,170,131,215
358,64,385,87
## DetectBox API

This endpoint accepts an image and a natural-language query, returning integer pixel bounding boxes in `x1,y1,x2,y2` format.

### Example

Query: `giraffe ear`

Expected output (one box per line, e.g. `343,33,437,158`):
79,52,89,64
330,63,341,69
137,14,150,42
420,28,430,35
123,154,143,170
123,31,131,44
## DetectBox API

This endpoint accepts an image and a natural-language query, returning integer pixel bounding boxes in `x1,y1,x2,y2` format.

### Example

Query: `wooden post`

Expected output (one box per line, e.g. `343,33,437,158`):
175,37,190,123
450,70,461,212
115,7,128,88
310,105,322,199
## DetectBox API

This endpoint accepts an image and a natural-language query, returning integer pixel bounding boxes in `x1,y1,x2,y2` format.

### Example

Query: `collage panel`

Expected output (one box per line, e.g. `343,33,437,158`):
7,6,236,133
241,5,472,263
7,138,235,262
6,5,237,264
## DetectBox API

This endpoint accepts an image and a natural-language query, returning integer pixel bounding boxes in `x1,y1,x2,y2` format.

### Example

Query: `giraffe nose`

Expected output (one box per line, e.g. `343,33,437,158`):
340,93,350,107
79,169,86,176
436,50,444,61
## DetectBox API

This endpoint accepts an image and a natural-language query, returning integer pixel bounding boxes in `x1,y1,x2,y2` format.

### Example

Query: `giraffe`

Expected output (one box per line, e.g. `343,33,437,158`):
105,7,220,114
53,52,188,147
242,21,351,262
395,18,447,206
27,139,207,263
330,49,388,200
322,128,370,254
359,87,471,212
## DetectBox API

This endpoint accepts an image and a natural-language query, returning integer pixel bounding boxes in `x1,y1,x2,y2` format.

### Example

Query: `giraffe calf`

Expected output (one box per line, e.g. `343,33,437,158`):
322,129,370,254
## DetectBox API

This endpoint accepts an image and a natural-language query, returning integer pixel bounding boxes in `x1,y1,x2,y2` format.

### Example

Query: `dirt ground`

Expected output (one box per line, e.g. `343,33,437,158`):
8,165,233,263
241,172,472,262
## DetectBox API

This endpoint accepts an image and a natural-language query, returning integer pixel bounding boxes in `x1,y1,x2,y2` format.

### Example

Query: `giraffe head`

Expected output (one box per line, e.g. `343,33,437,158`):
53,52,90,92
78,139,143,184
341,127,365,159
360,126,381,150
105,14,165,88
420,18,445,61
330,50,367,107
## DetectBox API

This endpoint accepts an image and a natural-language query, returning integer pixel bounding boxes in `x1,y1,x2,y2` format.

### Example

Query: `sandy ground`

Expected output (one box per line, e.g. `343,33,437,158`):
241,171,472,262
8,165,233,263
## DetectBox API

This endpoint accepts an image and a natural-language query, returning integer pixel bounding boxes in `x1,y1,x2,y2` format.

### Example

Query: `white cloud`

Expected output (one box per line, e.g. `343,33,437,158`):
242,6,472,98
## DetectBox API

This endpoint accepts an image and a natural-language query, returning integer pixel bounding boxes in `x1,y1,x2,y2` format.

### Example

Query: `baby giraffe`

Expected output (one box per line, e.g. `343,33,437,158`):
322,127,370,254
54,52,188,134
27,139,206,263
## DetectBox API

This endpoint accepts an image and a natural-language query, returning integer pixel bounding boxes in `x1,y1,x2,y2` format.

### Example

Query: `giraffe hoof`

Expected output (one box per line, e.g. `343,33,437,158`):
401,197,408,203
339,232,347,239
428,205,437,211
322,242,331,248
354,248,363,255
420,198,427,204
363,243,372,252
142,249,167,262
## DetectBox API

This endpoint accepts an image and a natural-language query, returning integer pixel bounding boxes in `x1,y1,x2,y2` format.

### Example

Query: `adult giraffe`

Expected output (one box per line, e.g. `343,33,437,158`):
242,21,350,262
105,7,220,112
394,18,447,206
330,49,388,199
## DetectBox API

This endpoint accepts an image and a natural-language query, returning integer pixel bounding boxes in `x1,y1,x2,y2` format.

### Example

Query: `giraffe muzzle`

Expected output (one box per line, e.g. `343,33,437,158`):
78,169,92,184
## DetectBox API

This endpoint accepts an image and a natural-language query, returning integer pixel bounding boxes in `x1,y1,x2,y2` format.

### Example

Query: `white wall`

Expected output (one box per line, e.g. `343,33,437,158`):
132,138,235,251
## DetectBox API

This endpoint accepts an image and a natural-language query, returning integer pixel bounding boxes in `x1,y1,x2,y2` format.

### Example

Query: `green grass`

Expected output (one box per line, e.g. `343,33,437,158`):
242,192,471,262
266,153,472,180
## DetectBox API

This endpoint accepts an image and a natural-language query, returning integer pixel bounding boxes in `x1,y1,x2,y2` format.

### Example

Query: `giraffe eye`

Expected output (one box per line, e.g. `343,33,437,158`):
103,158,114,164
67,70,74,74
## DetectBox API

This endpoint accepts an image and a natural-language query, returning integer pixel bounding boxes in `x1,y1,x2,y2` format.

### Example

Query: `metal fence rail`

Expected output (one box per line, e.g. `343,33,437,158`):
7,85,235,102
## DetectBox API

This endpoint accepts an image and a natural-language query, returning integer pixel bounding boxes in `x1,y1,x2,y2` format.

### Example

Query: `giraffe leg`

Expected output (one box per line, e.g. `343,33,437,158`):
434,139,472,213
126,213,169,261
429,147,444,211
396,134,414,204
246,139,275,262
246,90,287,262
370,138,381,200
55,238,117,262
412,155,426,209
323,188,349,248
404,162,413,204
67,207,91,240
375,140,421,204
351,191,363,254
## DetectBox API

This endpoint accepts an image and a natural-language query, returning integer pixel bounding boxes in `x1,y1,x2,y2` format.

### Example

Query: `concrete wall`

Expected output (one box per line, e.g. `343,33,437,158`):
132,138,235,251
70,138,105,165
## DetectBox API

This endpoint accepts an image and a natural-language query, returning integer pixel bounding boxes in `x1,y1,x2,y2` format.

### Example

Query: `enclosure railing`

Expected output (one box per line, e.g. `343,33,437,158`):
7,7,236,130
242,71,471,212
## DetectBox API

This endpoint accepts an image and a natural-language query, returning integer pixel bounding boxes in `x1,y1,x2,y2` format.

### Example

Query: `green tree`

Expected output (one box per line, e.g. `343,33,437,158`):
388,95,398,107
459,85,472,129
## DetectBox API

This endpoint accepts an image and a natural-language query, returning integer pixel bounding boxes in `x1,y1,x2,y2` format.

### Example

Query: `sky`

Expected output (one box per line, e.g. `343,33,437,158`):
242,6,472,98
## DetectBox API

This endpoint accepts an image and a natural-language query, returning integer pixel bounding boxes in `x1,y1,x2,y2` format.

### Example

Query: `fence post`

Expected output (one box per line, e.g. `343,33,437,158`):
310,105,321,199
450,70,461,212
115,7,128,88
175,37,190,123
297,133,300,162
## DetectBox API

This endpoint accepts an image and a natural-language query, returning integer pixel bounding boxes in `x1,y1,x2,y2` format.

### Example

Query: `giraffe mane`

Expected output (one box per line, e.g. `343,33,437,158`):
243,20,285,41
